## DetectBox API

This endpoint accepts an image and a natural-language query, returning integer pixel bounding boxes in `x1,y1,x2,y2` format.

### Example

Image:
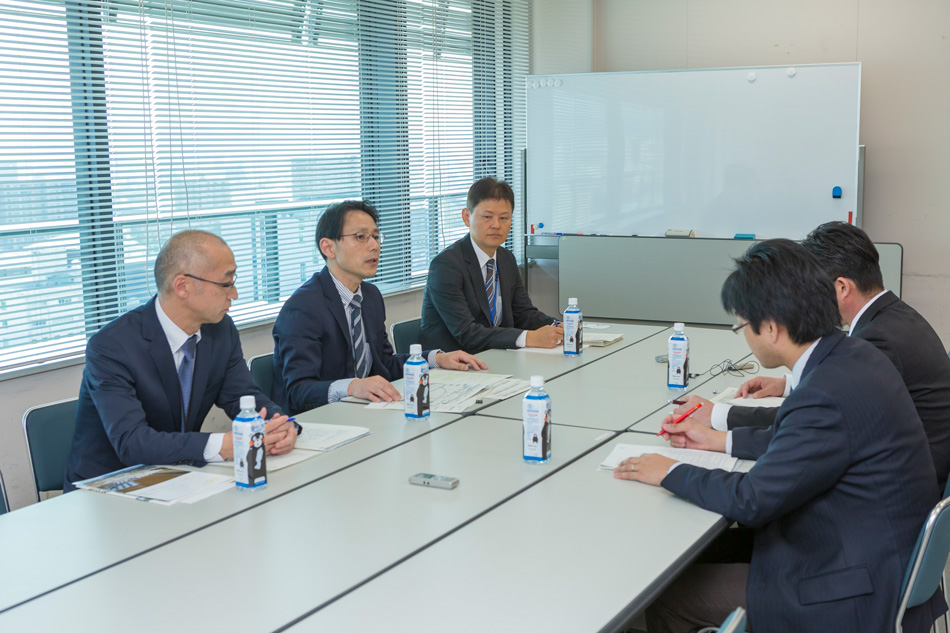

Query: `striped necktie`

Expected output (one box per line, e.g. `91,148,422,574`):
350,295,370,378
178,334,197,432
485,258,497,326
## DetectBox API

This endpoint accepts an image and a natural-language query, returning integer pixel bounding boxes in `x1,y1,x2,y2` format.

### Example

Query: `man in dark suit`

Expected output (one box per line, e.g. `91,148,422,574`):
65,231,297,490
272,200,484,416
672,222,950,491
420,177,562,354
615,240,945,633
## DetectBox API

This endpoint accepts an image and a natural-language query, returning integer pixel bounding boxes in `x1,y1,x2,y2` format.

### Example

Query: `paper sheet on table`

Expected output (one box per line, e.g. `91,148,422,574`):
508,344,588,354
583,323,611,329
295,423,370,452
585,332,623,347
204,449,319,473
367,370,513,413
712,387,785,408
599,444,738,472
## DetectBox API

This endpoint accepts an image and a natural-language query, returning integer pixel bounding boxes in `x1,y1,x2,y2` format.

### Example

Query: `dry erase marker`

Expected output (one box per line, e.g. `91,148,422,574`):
657,402,703,436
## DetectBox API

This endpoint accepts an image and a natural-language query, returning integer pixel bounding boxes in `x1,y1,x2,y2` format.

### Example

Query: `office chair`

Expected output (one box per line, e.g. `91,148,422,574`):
247,353,275,398
0,469,9,515
697,606,747,633
897,496,950,632
389,317,422,355
22,397,79,501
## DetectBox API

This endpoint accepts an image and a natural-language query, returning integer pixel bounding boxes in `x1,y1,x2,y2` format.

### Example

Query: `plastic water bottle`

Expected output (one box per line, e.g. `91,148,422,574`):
523,375,552,463
404,344,430,419
667,322,690,390
233,395,267,491
563,297,583,355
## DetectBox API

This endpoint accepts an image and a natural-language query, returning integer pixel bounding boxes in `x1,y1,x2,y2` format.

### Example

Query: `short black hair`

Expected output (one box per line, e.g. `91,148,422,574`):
466,177,514,212
721,239,840,345
315,200,379,261
801,221,884,294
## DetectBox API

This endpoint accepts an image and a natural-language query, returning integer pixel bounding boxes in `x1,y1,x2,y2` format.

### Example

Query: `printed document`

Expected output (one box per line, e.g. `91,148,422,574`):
712,386,785,408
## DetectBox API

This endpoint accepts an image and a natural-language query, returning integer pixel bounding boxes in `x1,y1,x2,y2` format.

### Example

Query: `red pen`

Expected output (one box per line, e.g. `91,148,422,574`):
657,402,703,436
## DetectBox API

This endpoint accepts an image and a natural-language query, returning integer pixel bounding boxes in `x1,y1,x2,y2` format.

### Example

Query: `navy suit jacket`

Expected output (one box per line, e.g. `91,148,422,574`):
420,235,554,353
272,268,422,415
64,297,277,489
664,332,945,632
727,291,950,491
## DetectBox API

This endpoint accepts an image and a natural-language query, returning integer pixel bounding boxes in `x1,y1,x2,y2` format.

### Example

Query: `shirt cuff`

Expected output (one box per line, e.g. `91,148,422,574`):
667,461,684,475
426,349,441,368
725,430,734,456
204,433,225,462
328,378,354,403
711,403,732,431
782,374,793,397
515,331,527,348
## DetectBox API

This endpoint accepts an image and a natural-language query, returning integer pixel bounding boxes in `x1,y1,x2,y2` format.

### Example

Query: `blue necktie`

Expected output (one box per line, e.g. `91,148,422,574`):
485,258,497,326
350,295,370,379
178,334,198,432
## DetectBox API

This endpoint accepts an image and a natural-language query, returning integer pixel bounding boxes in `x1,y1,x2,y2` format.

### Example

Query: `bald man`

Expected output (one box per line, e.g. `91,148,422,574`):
64,230,297,490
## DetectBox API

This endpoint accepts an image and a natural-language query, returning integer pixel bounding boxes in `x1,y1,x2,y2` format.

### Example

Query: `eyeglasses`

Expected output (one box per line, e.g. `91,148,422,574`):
184,273,238,290
732,321,750,334
339,232,384,245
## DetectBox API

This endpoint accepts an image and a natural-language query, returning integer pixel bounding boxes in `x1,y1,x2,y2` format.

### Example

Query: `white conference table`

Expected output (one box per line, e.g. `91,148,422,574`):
0,322,763,632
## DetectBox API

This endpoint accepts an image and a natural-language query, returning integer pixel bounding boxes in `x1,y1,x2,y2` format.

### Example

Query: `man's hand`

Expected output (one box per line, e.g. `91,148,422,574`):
613,454,676,486
660,417,727,453
525,324,564,348
260,408,297,456
220,432,234,460
435,350,488,371
737,375,787,399
671,395,714,428
348,376,401,402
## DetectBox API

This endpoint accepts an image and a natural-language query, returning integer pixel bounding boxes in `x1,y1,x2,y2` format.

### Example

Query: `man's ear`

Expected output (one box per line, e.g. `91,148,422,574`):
319,237,335,260
835,277,855,300
462,207,471,228
171,274,190,298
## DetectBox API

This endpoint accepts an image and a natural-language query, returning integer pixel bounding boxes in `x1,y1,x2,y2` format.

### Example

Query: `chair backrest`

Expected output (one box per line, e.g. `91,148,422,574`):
897,496,950,631
0,469,8,515
247,353,275,398
22,398,79,501
718,607,747,633
389,317,422,355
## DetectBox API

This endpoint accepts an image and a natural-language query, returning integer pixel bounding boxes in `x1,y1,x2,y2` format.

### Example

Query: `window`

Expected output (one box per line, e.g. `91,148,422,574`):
0,0,529,372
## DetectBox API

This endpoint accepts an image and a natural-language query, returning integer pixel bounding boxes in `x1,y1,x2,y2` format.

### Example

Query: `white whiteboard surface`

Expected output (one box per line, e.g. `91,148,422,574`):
527,63,861,239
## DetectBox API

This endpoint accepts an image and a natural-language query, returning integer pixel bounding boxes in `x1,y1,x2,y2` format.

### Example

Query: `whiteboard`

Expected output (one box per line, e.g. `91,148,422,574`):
526,63,861,239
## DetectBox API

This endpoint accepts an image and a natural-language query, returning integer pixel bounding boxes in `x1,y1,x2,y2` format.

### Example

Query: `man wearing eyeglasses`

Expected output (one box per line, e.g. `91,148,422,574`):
64,230,298,490
272,200,486,415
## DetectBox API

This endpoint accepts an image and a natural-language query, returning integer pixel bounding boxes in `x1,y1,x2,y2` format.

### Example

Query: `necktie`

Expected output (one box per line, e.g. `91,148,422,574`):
178,334,198,432
485,258,497,326
350,295,370,378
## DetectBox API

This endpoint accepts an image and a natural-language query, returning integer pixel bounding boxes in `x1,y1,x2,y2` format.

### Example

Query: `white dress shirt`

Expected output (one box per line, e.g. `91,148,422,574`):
154,296,224,462
471,242,528,348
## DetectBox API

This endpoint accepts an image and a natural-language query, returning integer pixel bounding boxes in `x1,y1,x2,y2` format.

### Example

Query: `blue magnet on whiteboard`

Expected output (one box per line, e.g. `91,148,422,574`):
832,186,842,199
538,222,544,228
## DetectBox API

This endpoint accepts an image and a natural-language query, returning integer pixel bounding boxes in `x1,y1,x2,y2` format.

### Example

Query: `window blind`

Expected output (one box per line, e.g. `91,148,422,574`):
0,0,529,372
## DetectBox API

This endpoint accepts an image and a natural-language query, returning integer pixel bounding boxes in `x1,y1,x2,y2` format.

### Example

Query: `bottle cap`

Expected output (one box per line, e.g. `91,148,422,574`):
240,395,256,410
530,375,544,388
409,343,422,355
568,297,578,305
674,322,685,331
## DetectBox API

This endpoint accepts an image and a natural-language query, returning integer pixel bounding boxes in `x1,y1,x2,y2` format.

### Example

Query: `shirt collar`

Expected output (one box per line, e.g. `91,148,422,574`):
788,338,821,391
328,268,360,306
154,295,201,354
470,237,496,269
848,289,889,336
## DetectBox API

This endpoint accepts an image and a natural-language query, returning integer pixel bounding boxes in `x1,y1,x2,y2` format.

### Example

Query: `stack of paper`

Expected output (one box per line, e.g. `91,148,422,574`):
585,332,624,347
75,465,234,505
205,423,373,472
599,444,739,472
711,386,785,408
367,370,529,413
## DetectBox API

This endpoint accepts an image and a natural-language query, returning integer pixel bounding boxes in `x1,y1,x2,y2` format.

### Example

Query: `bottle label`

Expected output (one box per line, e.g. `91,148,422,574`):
523,396,552,461
233,415,267,489
404,361,430,418
563,310,583,355
668,336,689,389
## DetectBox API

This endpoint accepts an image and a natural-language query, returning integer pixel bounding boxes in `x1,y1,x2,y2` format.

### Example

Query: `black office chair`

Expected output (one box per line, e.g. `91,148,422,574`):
247,353,275,398
22,398,78,501
897,496,950,633
0,469,9,515
389,317,422,355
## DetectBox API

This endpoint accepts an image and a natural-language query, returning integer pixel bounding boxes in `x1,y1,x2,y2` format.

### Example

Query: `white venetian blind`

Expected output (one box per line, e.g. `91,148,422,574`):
0,0,529,373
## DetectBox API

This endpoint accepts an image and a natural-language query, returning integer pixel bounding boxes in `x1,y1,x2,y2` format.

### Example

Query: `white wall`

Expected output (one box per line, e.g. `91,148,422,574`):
529,0,950,343
0,288,424,511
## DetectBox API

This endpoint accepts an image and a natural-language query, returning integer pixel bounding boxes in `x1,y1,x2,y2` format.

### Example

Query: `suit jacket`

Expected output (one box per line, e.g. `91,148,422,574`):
420,236,554,353
664,332,944,632
64,297,277,489
728,291,950,491
272,268,422,415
